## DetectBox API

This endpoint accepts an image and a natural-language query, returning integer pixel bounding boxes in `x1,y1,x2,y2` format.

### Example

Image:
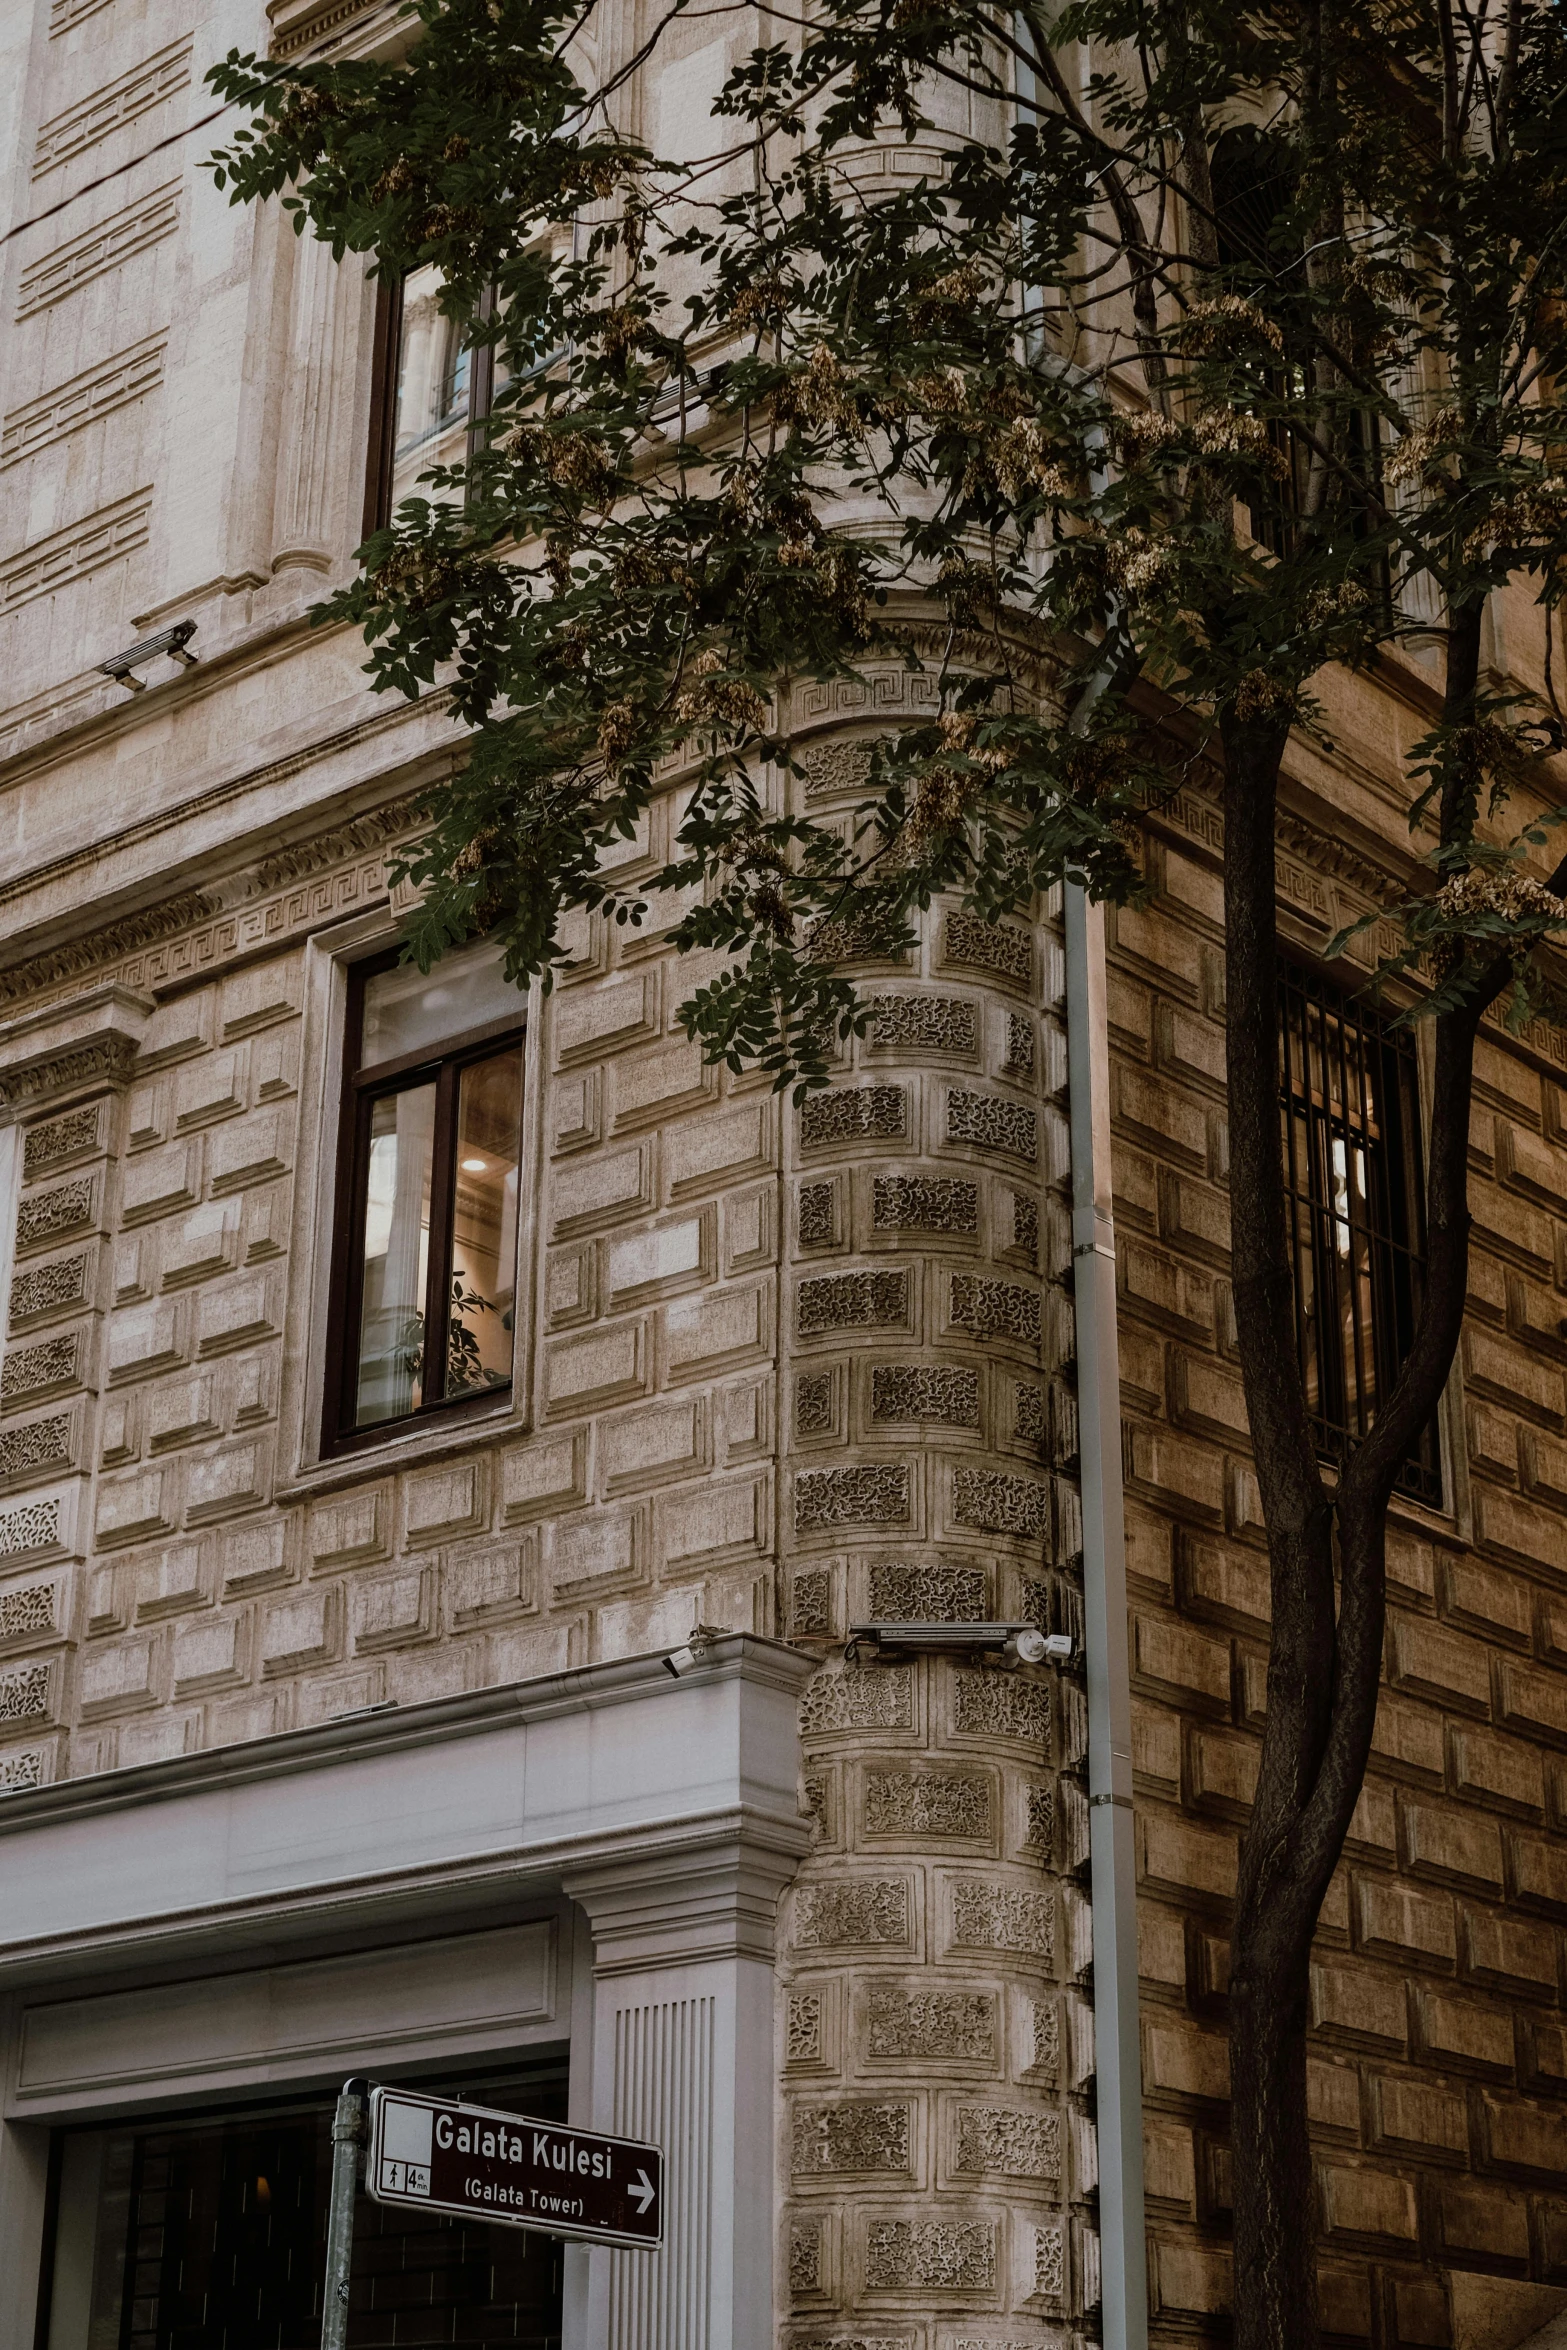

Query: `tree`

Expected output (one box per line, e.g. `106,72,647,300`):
208,4,1567,2341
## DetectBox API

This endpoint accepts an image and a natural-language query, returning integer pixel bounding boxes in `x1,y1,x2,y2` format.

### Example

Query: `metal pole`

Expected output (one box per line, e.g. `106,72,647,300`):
321,2078,367,2350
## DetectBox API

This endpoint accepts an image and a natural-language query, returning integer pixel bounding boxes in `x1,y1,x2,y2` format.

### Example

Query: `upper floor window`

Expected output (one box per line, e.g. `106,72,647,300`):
1279,961,1441,1504
363,266,511,537
328,937,524,1448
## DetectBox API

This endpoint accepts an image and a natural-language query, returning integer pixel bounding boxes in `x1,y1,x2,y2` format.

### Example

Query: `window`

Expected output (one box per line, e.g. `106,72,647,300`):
39,2067,566,2348
363,266,511,537
328,936,525,1448
1279,961,1441,1503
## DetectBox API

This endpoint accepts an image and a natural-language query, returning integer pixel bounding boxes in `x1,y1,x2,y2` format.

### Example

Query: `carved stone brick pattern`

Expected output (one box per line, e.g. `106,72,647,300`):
802,1667,914,1735
867,1562,986,1622
1,1333,78,1402
946,1093,1037,1161
17,1178,94,1248
869,997,978,1055
800,1088,907,1148
1033,2223,1066,2301
1004,1014,1035,1076
0,1582,56,1639
793,2103,910,2173
944,912,1032,984
951,1881,1054,1958
797,1373,835,1435
791,2219,823,2291
794,1881,910,1947
952,1671,1050,1744
0,1746,44,1793
867,1989,994,2061
1029,2000,1060,2082
788,1992,824,2061
0,1499,62,1557
870,1365,979,1427
0,1659,50,1721
0,1416,72,1480
1014,1384,1045,1446
804,740,876,798
872,1176,977,1234
950,1277,1040,1347
1011,1193,1039,1257
799,1271,909,1336
795,1464,909,1531
24,1105,100,1176
792,1568,833,1633
799,1184,835,1247
864,1770,990,1838
11,1255,87,1320
1025,1784,1055,1853
952,1468,1051,1537
954,2106,1060,2181
865,2220,996,2292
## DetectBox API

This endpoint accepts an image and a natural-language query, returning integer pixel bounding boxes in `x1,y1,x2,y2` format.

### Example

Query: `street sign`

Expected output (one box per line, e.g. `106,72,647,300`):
365,2085,664,2249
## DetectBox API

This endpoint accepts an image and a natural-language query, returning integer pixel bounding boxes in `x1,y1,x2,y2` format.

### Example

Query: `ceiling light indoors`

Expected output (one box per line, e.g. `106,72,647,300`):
461,1156,487,1172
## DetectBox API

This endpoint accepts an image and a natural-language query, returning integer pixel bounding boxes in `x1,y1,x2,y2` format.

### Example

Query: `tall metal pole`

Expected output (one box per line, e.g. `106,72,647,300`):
322,2078,367,2350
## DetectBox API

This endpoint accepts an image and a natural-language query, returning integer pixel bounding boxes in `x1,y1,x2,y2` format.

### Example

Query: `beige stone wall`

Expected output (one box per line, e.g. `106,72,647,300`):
1112,783,1567,2348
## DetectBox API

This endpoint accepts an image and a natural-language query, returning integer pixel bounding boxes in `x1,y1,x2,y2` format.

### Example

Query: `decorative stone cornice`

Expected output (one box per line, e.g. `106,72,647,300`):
0,896,217,1010
0,983,153,1110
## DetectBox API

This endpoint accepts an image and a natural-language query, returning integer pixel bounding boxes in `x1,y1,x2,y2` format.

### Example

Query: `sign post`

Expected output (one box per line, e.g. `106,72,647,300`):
318,2078,663,2344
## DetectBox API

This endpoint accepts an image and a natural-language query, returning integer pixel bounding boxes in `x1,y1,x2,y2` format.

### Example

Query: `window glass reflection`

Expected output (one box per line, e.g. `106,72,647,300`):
360,937,522,1070
355,1083,436,1427
448,1047,522,1397
390,260,472,509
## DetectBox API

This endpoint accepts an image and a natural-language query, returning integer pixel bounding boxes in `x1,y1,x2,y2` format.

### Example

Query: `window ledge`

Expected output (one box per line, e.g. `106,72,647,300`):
280,1397,524,1503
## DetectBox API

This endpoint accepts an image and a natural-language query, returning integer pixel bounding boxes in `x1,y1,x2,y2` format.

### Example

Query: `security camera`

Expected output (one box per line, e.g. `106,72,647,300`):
1005,1626,1049,1667
664,1644,698,1677
1043,1632,1074,1662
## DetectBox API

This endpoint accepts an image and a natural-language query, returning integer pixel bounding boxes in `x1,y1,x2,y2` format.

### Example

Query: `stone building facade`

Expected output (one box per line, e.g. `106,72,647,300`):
0,0,1566,2345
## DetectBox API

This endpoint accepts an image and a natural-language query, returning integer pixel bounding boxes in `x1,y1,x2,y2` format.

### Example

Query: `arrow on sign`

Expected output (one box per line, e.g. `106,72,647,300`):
630,2169,656,2214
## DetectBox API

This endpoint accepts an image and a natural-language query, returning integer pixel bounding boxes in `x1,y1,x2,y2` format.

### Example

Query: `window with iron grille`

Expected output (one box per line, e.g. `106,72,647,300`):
1279,962,1441,1503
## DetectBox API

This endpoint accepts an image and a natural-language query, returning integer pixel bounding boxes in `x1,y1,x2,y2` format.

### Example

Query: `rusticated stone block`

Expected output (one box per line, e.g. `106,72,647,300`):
798,1183,835,1247
0,1659,50,1721
0,1333,78,1402
872,1175,978,1234
0,1415,72,1481
950,1880,1054,1957
798,1270,909,1336
950,1276,1040,1346
0,1581,57,1641
803,739,876,798
946,1091,1037,1161
870,1364,979,1427
10,1253,88,1323
792,2102,910,2173
869,996,978,1054
1034,2220,1068,2301
787,1991,823,2062
945,911,1031,984
1319,2163,1418,2242
864,1770,990,1838
800,1088,906,1148
791,1569,833,1635
867,1561,986,1622
0,1498,62,1558
1415,1992,1513,2072
16,1177,95,1250
953,2105,1060,2181
1402,1802,1505,1891
790,2218,822,2293
24,1105,100,1177
952,1468,1051,1538
793,1880,910,1948
1355,1878,1457,1968
865,2218,996,2292
952,1670,1049,1743
795,1464,910,1531
802,1665,914,1734
0,1746,44,1793
796,1373,834,1436
867,1987,994,2060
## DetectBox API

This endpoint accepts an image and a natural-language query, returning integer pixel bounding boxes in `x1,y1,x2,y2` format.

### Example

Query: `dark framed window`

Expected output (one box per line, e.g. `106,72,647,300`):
37,2062,566,2349
326,937,525,1450
364,265,510,538
1279,961,1441,1504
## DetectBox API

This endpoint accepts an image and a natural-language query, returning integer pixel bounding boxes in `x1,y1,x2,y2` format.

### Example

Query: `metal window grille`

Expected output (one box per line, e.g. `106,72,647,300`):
1279,963,1442,1504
